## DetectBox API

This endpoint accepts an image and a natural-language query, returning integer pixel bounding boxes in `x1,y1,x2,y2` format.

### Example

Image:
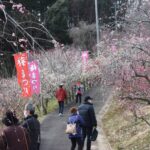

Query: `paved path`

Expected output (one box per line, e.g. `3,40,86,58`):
40,85,112,150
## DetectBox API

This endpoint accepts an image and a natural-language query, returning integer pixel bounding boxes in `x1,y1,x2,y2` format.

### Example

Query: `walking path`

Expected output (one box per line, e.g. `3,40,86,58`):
40,85,113,150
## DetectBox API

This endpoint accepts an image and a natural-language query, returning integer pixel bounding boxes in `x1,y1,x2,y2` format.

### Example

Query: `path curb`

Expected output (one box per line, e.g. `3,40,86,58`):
95,90,116,150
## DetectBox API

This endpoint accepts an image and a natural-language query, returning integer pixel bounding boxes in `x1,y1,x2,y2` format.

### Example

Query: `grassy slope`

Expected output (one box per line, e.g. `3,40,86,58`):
36,99,58,122
102,99,150,150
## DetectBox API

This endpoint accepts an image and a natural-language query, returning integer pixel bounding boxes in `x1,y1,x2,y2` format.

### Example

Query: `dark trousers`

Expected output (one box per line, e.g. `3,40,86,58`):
82,127,93,150
70,138,83,150
58,101,64,114
37,143,40,150
76,94,82,104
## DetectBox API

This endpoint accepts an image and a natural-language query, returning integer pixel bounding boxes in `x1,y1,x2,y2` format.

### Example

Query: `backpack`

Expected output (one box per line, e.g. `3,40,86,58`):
65,116,78,135
76,87,81,95
65,123,77,135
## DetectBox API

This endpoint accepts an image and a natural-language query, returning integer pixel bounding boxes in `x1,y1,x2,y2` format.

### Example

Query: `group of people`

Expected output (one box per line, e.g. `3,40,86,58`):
0,83,97,150
55,83,97,150
55,83,84,116
67,96,97,150
0,103,40,150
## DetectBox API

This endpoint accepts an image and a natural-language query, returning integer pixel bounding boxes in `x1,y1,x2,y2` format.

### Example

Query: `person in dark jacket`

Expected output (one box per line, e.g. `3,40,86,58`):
55,83,67,116
22,103,40,150
67,107,84,150
0,110,30,150
78,96,97,150
75,87,82,104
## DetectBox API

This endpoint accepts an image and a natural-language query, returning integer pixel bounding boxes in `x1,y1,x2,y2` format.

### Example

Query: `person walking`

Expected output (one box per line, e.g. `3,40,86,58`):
55,83,67,116
66,107,84,150
22,103,40,150
75,87,82,104
0,110,30,150
78,96,97,150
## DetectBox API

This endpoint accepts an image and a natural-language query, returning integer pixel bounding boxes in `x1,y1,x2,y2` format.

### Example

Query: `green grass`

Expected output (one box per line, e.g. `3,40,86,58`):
36,99,58,122
102,99,150,150
46,99,58,113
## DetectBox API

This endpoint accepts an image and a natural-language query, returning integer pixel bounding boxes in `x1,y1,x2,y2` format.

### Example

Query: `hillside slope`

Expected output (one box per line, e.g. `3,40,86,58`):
102,99,150,150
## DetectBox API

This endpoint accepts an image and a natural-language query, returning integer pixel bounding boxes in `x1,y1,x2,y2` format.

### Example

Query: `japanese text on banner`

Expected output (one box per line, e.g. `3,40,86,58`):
28,60,40,95
14,52,32,98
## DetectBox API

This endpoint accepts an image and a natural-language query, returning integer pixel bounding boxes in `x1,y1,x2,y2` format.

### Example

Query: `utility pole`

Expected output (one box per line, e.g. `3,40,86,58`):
114,2,117,30
94,0,100,56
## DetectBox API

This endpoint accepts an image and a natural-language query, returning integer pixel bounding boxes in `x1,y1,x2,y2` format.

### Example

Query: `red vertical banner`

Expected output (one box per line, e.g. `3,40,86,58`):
28,60,41,95
14,52,32,98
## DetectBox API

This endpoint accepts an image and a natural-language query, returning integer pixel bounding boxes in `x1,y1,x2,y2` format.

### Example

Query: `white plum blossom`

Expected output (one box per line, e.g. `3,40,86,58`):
0,4,5,10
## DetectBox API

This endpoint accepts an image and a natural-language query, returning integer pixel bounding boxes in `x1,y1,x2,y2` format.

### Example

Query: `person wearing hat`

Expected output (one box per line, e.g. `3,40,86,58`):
78,96,97,150
22,103,40,150
55,83,67,116
0,110,30,150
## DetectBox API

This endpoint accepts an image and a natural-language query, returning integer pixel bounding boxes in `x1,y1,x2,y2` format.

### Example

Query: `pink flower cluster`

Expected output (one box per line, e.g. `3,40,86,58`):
12,3,25,14
0,4,5,10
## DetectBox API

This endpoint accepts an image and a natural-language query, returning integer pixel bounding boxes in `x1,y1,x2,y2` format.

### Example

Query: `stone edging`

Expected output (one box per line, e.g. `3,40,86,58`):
96,90,116,150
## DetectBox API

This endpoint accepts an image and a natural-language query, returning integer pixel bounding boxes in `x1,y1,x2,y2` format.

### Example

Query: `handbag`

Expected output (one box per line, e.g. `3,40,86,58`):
90,128,98,141
65,123,77,135
65,116,78,135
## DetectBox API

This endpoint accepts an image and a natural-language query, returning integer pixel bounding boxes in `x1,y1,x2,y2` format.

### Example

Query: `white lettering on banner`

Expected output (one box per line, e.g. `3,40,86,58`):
17,56,26,67
22,79,29,86
21,70,26,79
33,86,38,90
23,88,29,94
28,60,40,95
31,80,37,84
29,64,37,72
31,72,36,79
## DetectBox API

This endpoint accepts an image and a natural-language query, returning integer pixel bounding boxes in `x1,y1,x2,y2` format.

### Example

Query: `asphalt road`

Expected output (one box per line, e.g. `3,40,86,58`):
40,85,112,150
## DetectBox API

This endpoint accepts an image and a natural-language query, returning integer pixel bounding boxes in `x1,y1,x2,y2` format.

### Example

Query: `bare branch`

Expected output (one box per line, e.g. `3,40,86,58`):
131,65,150,84
122,96,150,104
132,46,150,57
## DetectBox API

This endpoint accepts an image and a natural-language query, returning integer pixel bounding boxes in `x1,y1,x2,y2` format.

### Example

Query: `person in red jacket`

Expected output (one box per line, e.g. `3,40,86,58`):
55,83,67,116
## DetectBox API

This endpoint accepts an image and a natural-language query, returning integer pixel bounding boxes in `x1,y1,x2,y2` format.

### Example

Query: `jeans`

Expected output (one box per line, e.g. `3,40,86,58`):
70,138,83,150
76,94,82,104
82,127,93,150
58,101,64,114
